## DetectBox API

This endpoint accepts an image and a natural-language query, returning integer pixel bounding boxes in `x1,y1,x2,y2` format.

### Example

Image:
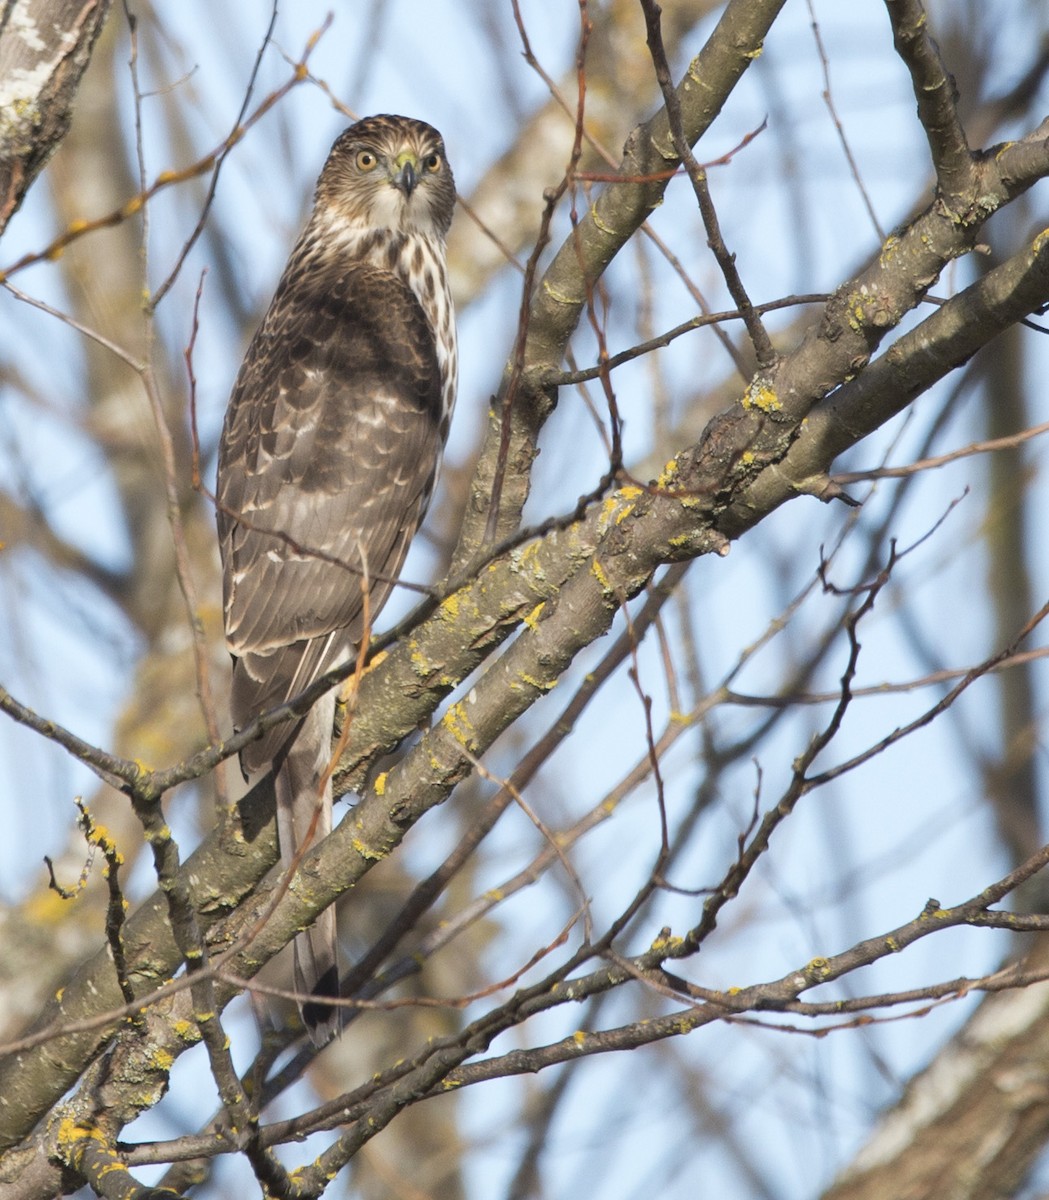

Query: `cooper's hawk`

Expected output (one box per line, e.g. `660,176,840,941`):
217,115,457,1044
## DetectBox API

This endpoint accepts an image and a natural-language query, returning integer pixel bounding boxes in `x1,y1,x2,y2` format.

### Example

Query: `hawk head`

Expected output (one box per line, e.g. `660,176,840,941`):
315,114,456,239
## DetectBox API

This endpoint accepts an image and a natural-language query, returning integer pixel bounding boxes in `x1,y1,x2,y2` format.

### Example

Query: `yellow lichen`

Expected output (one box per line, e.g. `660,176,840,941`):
650,931,683,954
519,673,555,692
600,485,643,529
441,701,475,748
352,837,385,862
361,647,388,674
151,1048,175,1072
656,457,679,488
55,1117,107,1165
846,298,867,332
599,494,620,530
512,539,544,578
590,558,612,592
878,234,902,267
522,601,545,631
742,380,781,413
408,641,433,677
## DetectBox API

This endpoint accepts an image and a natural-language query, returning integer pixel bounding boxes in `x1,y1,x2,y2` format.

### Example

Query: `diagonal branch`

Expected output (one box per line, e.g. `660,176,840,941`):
730,224,1049,525
640,0,776,367
884,0,975,206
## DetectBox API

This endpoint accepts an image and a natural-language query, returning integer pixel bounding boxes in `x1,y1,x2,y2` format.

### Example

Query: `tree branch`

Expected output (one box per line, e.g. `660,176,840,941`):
0,0,111,233
884,0,975,206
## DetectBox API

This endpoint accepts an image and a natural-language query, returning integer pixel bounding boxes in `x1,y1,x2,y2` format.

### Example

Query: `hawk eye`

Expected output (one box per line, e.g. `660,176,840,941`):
423,153,442,174
355,150,378,172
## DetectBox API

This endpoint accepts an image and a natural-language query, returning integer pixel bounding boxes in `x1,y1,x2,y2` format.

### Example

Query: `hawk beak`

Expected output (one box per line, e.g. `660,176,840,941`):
391,153,419,198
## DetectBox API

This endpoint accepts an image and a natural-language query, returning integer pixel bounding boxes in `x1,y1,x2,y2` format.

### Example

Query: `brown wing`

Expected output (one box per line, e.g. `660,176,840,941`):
217,260,443,768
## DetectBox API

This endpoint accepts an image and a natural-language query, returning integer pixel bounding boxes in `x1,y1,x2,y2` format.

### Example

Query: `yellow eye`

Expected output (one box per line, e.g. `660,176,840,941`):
356,150,377,171
423,153,442,174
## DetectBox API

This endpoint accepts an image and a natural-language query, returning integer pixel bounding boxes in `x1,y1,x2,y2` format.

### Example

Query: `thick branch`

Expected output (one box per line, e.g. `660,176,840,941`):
7,196,1049,1165
0,0,111,232
730,225,1049,525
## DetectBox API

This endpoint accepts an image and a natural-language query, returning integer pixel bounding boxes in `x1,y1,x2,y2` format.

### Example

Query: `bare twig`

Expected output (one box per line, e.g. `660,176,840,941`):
0,21,329,285
483,0,594,546
806,0,885,240
149,2,281,309
551,293,827,386
640,0,776,369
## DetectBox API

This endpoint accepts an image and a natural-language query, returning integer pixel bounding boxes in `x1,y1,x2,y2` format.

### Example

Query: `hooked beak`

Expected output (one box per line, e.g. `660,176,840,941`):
391,153,418,198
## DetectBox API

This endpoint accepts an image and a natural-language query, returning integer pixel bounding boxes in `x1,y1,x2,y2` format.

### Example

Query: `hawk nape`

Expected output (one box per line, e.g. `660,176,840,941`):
217,114,457,1045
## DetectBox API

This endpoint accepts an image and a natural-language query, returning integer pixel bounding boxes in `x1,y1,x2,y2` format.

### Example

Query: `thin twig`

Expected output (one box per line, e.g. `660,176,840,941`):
551,293,827,386
806,0,885,240
834,417,1049,482
149,1,281,310
484,0,593,546
0,21,330,285
640,0,776,369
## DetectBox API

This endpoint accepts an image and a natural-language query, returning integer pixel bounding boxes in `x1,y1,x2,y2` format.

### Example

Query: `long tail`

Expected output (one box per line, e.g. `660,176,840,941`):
273,692,341,1045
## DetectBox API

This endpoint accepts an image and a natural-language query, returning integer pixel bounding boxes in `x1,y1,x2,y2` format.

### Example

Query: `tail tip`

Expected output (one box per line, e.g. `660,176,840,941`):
302,964,341,1046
